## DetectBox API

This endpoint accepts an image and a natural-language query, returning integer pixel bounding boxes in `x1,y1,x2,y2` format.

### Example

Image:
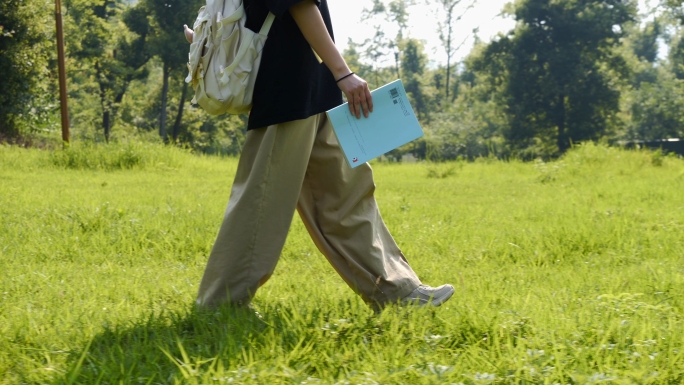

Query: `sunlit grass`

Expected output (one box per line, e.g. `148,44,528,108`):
1,142,683,384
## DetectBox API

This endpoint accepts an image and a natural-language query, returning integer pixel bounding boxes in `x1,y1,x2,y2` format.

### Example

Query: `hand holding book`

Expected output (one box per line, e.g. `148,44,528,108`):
336,73,374,119
326,79,424,168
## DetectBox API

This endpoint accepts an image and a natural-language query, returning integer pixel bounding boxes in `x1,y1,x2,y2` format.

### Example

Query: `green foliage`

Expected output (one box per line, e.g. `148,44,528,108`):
174,107,248,155
422,43,510,160
144,0,201,70
143,0,204,140
665,0,684,23
433,0,475,101
624,71,684,140
61,0,200,143
425,161,460,178
651,148,665,166
0,0,57,137
401,38,430,120
48,141,187,170
1,144,684,383
479,0,635,156
342,39,375,80
632,20,661,63
360,0,417,83
669,33,684,80
64,0,152,141
7,0,684,160
616,20,684,142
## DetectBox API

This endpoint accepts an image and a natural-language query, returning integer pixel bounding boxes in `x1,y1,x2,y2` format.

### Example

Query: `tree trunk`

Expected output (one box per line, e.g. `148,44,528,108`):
557,92,568,153
445,21,452,101
445,57,451,101
172,81,188,142
100,76,135,143
159,62,170,142
95,61,111,142
110,91,125,138
103,110,111,142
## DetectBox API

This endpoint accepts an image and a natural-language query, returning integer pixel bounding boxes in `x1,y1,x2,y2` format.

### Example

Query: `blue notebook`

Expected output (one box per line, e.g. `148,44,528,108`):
326,79,424,168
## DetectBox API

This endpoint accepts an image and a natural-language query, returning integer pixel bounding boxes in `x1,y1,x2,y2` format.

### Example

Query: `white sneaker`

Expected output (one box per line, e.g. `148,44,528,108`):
401,284,454,306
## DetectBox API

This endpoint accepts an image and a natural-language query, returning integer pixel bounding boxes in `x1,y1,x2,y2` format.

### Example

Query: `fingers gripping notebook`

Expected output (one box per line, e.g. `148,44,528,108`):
326,79,424,168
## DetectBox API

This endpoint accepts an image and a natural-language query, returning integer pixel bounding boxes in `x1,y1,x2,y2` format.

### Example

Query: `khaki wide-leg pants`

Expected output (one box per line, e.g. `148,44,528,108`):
196,112,421,308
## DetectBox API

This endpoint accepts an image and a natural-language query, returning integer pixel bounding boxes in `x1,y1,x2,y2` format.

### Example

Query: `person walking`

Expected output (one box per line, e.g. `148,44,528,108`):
184,0,454,310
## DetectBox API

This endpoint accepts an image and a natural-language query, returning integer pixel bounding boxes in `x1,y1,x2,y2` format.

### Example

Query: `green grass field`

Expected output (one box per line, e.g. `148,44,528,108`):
1,143,683,384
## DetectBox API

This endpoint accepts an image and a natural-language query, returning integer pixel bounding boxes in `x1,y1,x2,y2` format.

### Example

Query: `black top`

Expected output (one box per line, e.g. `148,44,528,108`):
244,0,344,129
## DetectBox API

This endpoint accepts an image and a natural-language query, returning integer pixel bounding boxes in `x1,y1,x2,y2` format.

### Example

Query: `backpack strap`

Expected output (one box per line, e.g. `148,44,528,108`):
259,12,275,36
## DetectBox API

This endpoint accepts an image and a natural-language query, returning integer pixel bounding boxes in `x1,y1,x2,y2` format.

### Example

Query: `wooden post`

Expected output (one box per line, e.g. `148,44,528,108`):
55,0,70,144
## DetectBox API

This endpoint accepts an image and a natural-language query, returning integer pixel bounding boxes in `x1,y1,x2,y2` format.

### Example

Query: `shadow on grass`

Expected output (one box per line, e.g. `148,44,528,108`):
55,299,473,384
56,305,272,384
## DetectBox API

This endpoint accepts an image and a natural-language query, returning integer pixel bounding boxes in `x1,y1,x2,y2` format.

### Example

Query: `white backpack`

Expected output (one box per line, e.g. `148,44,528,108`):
185,0,275,115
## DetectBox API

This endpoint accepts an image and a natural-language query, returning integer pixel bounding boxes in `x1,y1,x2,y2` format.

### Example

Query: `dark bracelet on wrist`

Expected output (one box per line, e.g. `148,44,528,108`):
336,72,355,83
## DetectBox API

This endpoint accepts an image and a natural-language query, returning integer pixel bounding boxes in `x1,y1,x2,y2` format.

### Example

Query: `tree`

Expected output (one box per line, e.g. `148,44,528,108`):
0,0,54,138
361,0,415,79
343,38,374,79
626,72,684,140
144,0,202,142
479,0,635,155
64,0,150,141
665,0,684,21
401,38,429,119
632,20,661,63
620,20,684,141
387,0,415,76
360,27,391,87
107,4,153,140
432,0,476,101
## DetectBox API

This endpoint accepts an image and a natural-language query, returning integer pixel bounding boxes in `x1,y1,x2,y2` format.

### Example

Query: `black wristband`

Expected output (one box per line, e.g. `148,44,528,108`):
336,72,355,83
